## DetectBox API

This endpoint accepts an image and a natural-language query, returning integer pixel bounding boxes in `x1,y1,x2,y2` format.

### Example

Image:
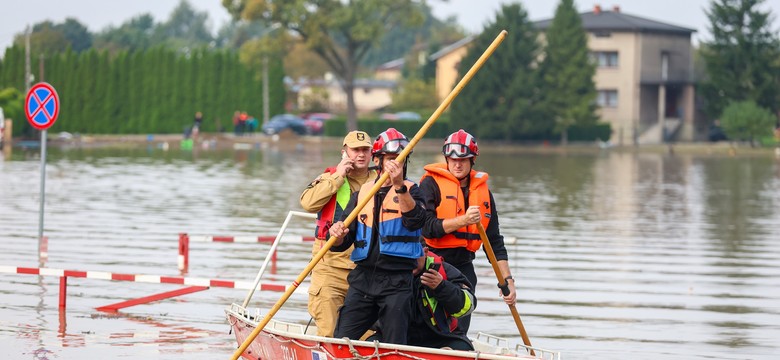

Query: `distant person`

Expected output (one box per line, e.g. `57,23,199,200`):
420,129,516,335
232,111,241,136
299,130,374,337
239,112,249,136
0,107,5,149
192,111,203,138
328,128,426,345
247,116,258,133
708,119,727,142
774,122,780,141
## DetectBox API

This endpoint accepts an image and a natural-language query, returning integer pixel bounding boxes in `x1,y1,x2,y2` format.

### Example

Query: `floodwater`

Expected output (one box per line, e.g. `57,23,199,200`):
1,138,779,360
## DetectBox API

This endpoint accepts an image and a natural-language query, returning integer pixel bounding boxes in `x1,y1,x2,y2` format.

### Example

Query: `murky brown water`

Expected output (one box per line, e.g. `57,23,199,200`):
1,139,779,359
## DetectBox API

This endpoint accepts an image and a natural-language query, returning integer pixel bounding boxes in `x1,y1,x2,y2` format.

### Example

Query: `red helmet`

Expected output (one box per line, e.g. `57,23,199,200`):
372,128,410,155
443,129,478,158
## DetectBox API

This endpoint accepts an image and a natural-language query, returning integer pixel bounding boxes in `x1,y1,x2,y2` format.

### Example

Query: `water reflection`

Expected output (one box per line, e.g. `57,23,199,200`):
1,142,778,360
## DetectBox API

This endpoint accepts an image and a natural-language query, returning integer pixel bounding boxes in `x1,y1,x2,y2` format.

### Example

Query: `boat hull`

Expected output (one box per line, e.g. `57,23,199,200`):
226,304,557,360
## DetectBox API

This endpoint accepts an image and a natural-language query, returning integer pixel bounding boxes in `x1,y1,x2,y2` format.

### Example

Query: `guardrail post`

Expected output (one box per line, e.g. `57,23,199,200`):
178,233,189,272
271,248,278,274
59,276,67,308
39,236,48,262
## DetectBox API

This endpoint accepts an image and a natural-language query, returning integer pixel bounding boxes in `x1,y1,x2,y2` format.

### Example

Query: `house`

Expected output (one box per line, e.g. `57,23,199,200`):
536,5,696,145
429,35,475,104
430,6,697,144
293,73,397,114
375,58,405,81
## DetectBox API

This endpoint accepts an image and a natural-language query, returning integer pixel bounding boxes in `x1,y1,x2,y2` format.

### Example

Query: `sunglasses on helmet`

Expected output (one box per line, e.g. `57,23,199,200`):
442,143,475,158
380,139,409,154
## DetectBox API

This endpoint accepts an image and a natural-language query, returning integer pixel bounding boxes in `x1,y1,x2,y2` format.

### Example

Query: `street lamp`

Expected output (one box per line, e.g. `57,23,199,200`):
261,23,282,126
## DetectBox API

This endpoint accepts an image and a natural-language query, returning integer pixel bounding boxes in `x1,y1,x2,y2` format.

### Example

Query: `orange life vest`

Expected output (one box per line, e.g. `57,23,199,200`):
421,163,491,252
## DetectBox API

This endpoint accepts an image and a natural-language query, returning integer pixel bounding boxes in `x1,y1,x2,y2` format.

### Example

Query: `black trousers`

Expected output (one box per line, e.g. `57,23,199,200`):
334,266,413,344
452,261,477,334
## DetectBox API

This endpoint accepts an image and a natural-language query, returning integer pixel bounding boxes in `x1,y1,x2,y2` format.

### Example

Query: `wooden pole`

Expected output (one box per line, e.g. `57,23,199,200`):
230,30,508,360
477,222,534,355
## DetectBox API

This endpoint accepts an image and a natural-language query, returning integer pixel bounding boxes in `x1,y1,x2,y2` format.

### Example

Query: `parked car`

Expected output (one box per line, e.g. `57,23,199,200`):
301,113,334,135
394,111,422,121
262,114,308,135
708,121,728,142
380,111,422,121
380,112,399,121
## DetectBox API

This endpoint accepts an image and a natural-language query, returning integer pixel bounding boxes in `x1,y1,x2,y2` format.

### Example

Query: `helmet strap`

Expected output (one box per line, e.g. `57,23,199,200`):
373,155,384,181
373,154,409,182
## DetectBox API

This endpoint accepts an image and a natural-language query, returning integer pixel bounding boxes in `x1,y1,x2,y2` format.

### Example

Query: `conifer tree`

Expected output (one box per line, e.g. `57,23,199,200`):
701,0,780,118
450,3,543,141
540,0,597,145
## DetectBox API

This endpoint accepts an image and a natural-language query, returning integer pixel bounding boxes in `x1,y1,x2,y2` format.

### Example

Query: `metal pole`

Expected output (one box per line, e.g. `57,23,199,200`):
241,211,315,308
38,130,47,246
25,26,31,92
263,56,269,125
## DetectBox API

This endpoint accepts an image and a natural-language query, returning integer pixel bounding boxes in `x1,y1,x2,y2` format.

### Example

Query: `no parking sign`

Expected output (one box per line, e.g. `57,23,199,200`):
24,82,61,248
25,82,60,130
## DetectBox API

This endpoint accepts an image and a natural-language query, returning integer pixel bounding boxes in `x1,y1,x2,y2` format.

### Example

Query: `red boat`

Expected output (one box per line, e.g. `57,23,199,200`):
226,303,560,360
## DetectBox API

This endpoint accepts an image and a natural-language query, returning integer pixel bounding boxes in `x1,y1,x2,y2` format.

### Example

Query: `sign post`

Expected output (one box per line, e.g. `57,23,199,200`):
25,82,60,257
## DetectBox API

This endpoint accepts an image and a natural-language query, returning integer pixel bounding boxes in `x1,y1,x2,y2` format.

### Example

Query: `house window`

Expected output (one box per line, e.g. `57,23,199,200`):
592,51,619,67
597,90,618,108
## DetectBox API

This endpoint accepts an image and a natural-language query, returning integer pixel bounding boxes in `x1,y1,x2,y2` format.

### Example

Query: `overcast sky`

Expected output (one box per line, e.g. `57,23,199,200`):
1,0,779,51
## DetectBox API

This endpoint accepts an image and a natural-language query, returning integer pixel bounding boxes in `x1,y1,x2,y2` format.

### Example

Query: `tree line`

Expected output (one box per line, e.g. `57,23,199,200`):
0,46,285,136
2,0,777,143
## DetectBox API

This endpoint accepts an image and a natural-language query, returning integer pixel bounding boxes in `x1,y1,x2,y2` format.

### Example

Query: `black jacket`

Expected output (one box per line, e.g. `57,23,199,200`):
408,261,476,349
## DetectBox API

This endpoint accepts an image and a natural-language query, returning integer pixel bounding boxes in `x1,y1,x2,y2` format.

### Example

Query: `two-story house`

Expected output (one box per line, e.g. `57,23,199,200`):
432,5,697,144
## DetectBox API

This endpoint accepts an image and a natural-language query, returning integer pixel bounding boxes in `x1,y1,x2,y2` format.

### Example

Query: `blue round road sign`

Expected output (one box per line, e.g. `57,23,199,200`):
25,82,60,130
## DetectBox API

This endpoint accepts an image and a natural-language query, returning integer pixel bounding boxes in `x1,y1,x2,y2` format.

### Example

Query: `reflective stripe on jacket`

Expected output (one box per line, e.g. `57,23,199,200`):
421,252,475,334
314,167,352,239
421,163,491,252
351,179,423,262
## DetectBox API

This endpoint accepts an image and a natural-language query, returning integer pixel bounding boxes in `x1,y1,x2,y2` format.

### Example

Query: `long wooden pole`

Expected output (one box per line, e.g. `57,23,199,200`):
230,30,508,360
476,222,534,355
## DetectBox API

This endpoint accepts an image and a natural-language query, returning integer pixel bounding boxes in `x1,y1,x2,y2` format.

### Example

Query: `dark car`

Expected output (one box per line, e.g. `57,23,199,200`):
262,114,308,135
708,121,727,142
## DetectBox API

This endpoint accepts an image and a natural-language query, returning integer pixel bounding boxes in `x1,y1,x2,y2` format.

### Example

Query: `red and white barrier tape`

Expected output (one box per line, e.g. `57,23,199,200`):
186,235,316,243
0,266,306,293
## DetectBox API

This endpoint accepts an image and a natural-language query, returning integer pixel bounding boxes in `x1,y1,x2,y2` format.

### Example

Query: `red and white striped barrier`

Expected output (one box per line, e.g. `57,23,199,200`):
178,233,316,271
0,265,306,294
186,235,316,243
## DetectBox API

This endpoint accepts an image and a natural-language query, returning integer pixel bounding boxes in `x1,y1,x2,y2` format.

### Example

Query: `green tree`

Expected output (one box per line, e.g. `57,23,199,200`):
59,18,93,52
451,3,544,141
701,0,780,118
540,0,597,145
94,14,156,52
391,77,438,111
13,22,69,55
223,0,425,131
720,100,775,146
362,3,466,69
0,87,24,135
155,0,214,52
